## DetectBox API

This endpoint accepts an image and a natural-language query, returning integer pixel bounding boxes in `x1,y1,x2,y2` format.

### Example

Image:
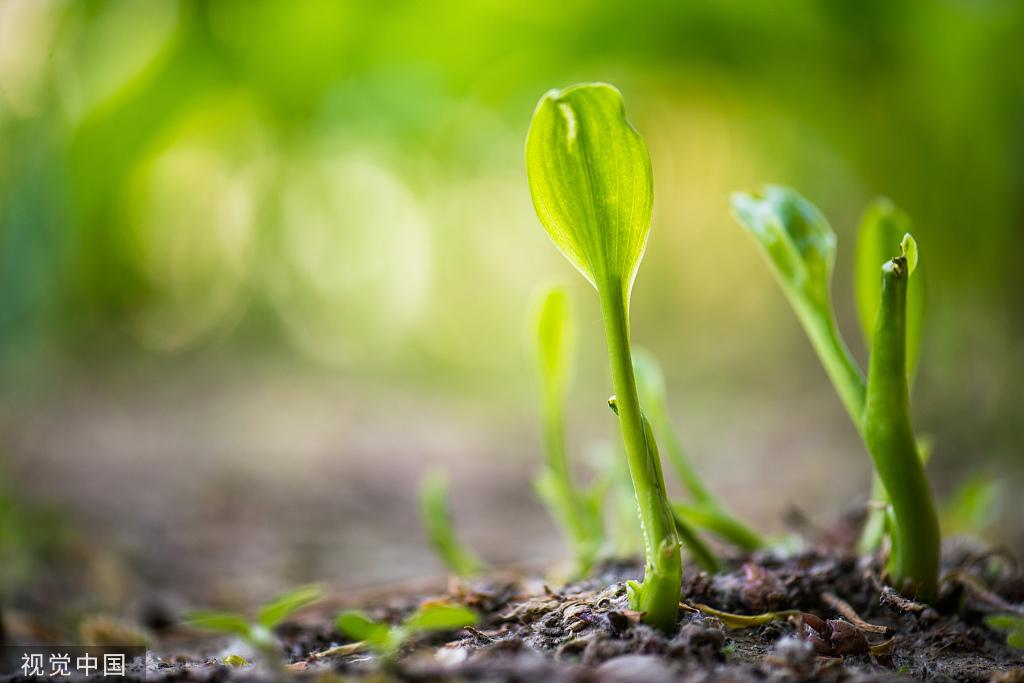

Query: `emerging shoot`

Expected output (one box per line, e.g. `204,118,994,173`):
336,602,478,660
986,615,1024,650
854,200,927,554
732,188,940,597
862,235,940,598
633,348,765,552
187,584,324,670
419,470,486,577
530,285,605,576
527,83,681,632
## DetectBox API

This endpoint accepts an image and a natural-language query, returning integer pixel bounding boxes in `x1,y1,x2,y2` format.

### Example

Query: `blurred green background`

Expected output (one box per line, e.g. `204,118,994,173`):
0,0,1021,625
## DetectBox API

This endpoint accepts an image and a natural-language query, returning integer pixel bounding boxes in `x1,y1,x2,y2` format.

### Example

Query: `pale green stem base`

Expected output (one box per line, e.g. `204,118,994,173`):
599,284,681,632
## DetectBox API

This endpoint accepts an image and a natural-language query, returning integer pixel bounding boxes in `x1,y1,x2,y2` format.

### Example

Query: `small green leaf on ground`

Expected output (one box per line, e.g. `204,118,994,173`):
256,583,324,628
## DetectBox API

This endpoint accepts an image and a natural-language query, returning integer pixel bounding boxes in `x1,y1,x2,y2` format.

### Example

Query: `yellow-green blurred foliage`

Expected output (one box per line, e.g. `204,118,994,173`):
1,0,1021,463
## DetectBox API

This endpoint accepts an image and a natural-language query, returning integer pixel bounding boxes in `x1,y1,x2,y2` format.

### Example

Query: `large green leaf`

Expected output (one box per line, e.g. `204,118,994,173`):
532,285,575,396
854,199,925,378
731,185,836,314
526,83,653,297
256,583,323,628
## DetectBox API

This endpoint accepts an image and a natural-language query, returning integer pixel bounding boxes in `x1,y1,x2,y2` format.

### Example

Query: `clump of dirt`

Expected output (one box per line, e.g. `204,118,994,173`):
118,542,1024,683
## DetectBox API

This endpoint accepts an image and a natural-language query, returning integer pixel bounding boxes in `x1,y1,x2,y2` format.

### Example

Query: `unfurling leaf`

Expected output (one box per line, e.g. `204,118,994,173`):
731,185,864,425
731,185,837,314
526,83,653,297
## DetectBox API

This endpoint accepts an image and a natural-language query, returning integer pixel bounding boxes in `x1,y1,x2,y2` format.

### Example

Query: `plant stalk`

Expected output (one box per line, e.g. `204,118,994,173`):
862,258,940,599
599,283,681,632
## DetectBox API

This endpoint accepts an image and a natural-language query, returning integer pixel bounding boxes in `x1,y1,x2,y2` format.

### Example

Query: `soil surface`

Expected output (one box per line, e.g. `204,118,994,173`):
14,540,1019,683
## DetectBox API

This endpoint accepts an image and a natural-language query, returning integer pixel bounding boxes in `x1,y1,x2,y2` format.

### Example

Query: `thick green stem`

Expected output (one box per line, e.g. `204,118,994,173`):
862,258,940,599
599,284,681,632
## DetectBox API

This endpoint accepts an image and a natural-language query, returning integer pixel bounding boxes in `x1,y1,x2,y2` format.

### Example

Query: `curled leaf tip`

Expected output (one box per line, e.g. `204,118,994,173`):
730,185,837,310
900,233,918,276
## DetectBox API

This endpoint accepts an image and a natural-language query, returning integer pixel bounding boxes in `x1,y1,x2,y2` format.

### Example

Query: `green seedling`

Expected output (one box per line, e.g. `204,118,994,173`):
861,236,941,598
187,584,324,669
940,471,1006,538
587,440,641,557
854,200,927,553
530,285,605,576
633,348,765,553
336,602,478,660
419,469,486,577
732,188,939,598
985,614,1024,649
526,83,681,632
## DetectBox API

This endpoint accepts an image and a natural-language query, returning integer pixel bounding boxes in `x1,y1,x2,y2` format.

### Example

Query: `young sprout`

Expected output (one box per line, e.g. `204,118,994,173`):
854,200,927,554
940,471,1006,538
336,601,478,660
732,188,939,596
985,615,1024,650
587,440,641,557
633,348,765,553
530,285,605,576
419,469,486,577
187,584,324,669
731,186,865,425
863,235,940,598
527,82,681,632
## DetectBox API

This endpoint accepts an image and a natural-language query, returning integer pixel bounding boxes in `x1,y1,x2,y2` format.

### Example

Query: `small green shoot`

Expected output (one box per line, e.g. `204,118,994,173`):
854,200,927,553
633,348,765,552
985,614,1024,649
862,235,940,598
732,188,940,597
531,285,605,576
527,83,681,632
419,469,486,577
587,440,642,557
187,584,324,667
336,601,478,659
221,654,249,667
940,471,1006,538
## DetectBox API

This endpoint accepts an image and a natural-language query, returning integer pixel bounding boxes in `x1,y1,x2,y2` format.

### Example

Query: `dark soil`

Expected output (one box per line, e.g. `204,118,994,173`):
34,540,1021,683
